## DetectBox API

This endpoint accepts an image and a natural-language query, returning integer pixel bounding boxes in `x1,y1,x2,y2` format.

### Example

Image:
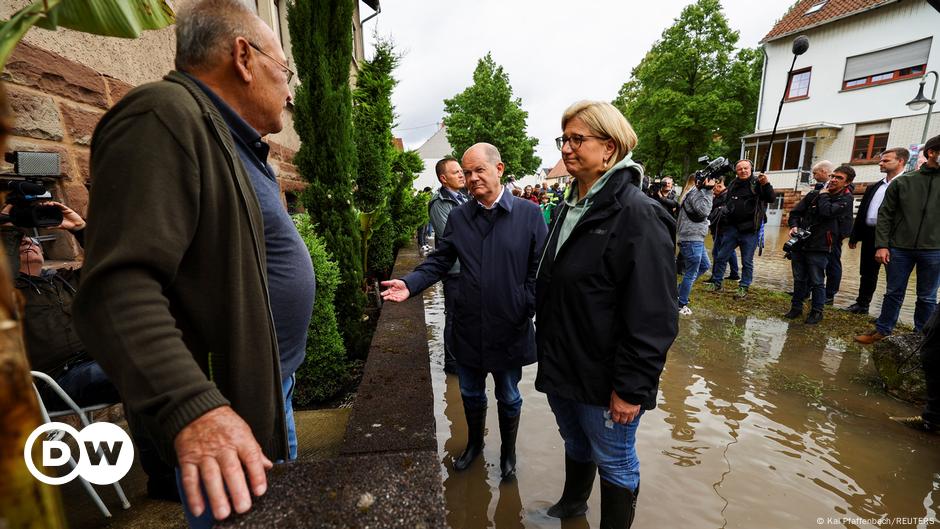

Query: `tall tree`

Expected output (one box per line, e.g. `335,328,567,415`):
443,53,540,181
613,0,762,177
353,38,398,277
288,0,366,355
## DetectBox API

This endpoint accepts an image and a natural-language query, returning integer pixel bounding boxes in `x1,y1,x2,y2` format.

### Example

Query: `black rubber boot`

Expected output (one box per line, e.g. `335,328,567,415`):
454,405,486,471
600,479,637,529
498,411,520,479
547,455,597,518
804,309,823,325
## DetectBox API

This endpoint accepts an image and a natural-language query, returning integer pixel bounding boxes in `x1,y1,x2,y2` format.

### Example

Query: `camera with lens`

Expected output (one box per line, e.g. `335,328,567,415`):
1,151,63,228
783,228,812,257
694,155,732,187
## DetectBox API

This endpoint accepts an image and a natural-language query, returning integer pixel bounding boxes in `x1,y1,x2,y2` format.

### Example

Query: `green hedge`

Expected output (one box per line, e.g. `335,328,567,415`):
292,213,348,406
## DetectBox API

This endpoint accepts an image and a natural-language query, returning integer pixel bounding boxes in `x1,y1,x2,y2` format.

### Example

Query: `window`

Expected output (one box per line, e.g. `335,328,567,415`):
843,38,931,90
743,132,811,172
804,1,826,15
786,68,811,101
851,133,889,163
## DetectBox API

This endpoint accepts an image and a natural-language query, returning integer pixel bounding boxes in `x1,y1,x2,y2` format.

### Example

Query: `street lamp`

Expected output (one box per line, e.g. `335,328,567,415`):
907,70,938,144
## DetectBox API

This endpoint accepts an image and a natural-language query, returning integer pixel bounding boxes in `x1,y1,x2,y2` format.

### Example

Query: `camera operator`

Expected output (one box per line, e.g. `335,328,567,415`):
649,176,678,218
677,174,716,315
705,179,739,283
707,160,775,298
783,165,856,324
6,201,178,501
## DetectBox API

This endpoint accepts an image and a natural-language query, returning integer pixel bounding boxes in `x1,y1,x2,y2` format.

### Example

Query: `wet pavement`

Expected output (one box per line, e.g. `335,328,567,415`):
424,230,939,528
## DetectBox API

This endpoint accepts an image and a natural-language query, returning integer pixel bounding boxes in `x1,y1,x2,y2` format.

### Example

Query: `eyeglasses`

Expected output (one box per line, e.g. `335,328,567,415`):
555,134,607,151
248,41,295,84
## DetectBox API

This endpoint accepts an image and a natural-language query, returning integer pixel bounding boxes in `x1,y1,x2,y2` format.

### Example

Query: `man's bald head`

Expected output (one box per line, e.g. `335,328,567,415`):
464,143,502,167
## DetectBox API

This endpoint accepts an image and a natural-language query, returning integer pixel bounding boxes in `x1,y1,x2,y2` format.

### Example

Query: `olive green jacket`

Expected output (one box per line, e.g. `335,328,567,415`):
73,71,287,464
874,164,940,250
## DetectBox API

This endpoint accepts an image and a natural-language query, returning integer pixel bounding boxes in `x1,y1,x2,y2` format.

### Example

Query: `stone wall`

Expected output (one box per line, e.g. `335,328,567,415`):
1,41,303,261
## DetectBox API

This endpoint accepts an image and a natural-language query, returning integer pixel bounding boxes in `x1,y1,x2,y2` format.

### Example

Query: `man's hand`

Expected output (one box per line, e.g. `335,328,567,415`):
380,279,411,302
789,227,799,237
849,241,857,250
609,391,640,425
40,201,86,231
756,172,769,186
875,248,890,264
175,406,273,520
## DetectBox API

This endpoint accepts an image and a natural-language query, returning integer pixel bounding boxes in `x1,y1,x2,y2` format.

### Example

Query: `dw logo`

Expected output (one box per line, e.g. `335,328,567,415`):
24,422,134,485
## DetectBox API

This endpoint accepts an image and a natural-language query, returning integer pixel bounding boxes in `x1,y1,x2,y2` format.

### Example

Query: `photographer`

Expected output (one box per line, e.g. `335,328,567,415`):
677,174,715,315
705,180,739,283
783,165,856,324
707,160,775,298
649,176,678,218
6,201,177,501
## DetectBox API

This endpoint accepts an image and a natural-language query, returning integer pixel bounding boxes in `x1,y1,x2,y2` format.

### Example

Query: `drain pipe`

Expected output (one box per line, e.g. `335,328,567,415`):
361,3,381,25
755,45,769,132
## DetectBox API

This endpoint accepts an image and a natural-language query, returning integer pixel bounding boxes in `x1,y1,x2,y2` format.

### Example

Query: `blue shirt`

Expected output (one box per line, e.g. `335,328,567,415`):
188,74,315,381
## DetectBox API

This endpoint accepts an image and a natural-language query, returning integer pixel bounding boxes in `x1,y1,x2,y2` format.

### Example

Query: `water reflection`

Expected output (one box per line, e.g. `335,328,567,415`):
425,270,939,528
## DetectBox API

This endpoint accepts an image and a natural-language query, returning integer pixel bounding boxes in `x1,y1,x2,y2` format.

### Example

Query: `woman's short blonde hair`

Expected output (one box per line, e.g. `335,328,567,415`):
561,100,638,165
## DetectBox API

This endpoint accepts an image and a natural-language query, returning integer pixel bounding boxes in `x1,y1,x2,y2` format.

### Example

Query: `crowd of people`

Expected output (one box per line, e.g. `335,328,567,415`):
3,2,937,528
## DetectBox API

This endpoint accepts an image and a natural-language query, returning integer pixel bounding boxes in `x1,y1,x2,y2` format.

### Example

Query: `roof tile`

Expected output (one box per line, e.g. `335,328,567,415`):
762,0,898,43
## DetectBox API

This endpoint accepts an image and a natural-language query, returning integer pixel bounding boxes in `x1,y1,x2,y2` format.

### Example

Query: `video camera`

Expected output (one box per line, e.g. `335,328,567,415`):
694,156,733,187
1,151,63,228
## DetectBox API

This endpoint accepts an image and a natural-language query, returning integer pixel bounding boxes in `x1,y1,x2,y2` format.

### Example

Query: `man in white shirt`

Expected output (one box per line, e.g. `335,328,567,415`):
846,147,909,314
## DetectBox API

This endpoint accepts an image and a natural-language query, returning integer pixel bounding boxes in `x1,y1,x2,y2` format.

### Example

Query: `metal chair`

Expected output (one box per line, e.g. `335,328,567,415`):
31,371,131,518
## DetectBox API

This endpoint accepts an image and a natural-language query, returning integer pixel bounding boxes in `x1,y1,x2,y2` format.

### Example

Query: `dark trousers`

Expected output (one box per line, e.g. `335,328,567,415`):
791,249,829,312
442,274,459,370
924,333,940,425
855,233,882,307
825,241,843,300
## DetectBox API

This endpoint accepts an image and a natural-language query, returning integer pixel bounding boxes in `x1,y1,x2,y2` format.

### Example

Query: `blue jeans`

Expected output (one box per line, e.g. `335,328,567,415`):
456,364,522,417
790,250,829,312
176,467,215,529
547,394,643,491
712,232,738,278
876,249,940,335
712,225,758,288
678,241,710,306
40,358,120,410
283,374,297,461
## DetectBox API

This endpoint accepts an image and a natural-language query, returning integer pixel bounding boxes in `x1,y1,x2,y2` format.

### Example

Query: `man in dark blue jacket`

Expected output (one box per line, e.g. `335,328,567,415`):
381,143,547,480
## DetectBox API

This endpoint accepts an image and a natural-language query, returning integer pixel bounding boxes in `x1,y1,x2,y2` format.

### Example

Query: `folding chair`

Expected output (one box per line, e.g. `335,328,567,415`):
31,371,131,518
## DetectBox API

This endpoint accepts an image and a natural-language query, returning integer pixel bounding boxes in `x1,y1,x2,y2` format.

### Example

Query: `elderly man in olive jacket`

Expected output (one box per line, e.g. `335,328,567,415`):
73,1,312,526
382,143,547,480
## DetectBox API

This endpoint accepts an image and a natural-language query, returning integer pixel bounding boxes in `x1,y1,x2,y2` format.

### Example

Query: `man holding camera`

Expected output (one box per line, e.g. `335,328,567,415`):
6,201,177,500
707,160,775,298
784,165,856,324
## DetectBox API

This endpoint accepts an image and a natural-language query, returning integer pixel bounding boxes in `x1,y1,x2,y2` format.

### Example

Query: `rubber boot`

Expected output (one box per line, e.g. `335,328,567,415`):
498,411,520,479
454,405,486,471
547,455,597,518
600,479,637,529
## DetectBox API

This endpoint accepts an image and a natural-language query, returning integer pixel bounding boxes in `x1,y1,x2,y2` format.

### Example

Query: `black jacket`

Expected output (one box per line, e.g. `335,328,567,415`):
787,188,854,252
720,177,775,233
403,191,547,371
849,179,886,244
534,169,678,409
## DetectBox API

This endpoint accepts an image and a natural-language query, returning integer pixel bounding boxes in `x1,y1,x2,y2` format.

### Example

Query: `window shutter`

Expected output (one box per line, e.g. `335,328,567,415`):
843,38,932,81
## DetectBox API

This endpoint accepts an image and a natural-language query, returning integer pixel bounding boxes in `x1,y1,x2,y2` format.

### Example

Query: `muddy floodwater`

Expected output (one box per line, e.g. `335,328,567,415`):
424,228,939,528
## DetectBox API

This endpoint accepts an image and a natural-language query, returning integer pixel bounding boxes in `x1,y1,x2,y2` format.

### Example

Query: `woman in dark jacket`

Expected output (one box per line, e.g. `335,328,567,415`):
537,100,678,528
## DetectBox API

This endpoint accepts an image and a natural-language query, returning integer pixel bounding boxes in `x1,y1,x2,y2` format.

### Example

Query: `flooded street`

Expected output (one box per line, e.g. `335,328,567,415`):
424,231,939,528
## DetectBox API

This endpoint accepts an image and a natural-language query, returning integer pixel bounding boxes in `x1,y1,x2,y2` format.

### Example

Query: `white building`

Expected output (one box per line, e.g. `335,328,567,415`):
744,0,940,191
413,124,452,191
